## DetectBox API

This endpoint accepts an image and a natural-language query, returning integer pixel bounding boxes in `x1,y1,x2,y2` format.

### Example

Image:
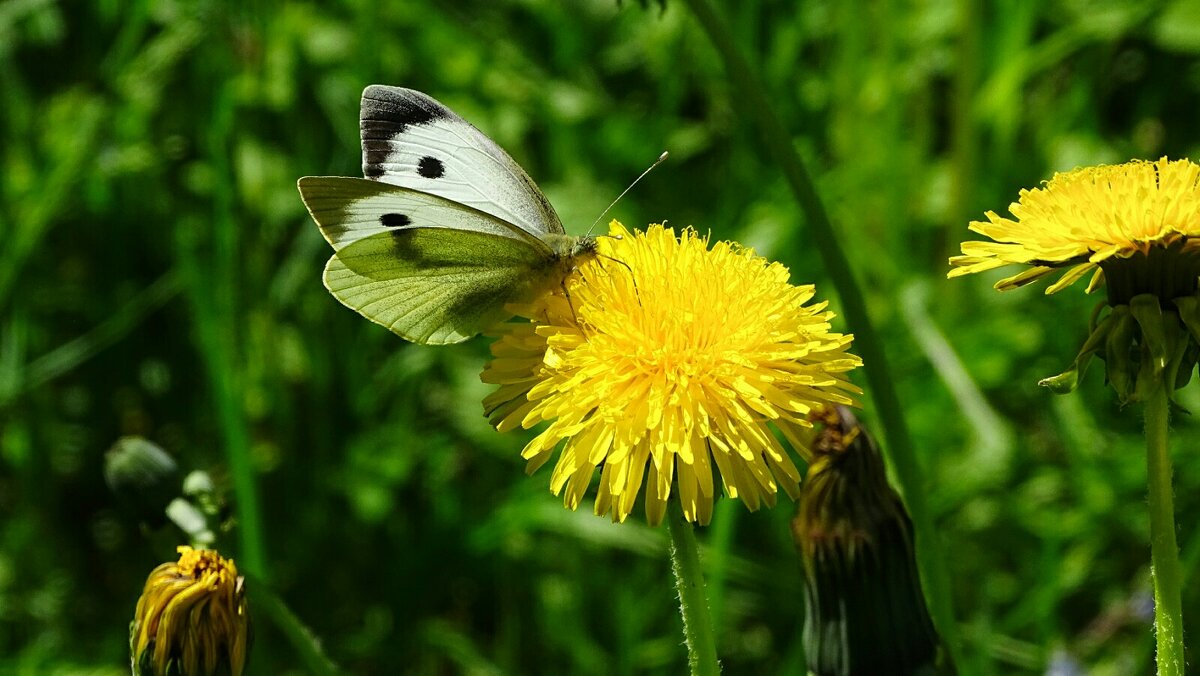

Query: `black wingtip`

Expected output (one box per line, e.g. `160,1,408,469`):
361,84,410,103
360,85,448,130
360,86,456,180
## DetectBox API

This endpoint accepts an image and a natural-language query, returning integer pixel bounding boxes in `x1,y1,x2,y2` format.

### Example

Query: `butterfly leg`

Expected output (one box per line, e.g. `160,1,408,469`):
559,277,591,340
596,253,641,306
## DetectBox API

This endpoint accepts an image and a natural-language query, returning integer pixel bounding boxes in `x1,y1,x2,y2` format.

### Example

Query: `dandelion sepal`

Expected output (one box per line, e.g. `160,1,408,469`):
1126,296,1191,403
1130,295,1170,379
1172,297,1200,389
1157,310,1192,401
1105,306,1138,401
1042,293,1198,405
1037,308,1116,394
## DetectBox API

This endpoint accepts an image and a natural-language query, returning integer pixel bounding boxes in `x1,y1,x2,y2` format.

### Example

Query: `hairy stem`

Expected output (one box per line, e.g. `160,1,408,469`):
667,502,721,676
1145,381,1185,676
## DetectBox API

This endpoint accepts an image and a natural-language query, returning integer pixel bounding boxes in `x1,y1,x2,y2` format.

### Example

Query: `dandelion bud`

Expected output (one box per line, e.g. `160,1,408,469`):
791,406,948,675
130,546,250,676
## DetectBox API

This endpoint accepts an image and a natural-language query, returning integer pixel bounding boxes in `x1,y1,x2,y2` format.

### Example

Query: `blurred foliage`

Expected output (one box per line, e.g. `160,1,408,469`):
3,0,1200,673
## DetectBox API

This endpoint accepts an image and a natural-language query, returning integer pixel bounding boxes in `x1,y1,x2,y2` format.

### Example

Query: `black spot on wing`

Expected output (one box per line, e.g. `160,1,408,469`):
418,156,445,179
361,87,454,180
381,213,411,228
362,142,394,179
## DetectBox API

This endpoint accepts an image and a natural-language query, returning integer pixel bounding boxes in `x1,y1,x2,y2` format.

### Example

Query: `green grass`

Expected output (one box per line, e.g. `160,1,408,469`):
2,1,1200,673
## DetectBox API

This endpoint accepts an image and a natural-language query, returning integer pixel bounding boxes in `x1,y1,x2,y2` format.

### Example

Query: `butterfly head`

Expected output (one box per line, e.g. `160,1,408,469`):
571,236,599,259
541,233,598,263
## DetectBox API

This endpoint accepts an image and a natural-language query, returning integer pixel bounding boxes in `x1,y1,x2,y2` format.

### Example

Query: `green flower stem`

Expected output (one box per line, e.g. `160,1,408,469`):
1145,379,1185,676
667,502,721,676
680,0,958,660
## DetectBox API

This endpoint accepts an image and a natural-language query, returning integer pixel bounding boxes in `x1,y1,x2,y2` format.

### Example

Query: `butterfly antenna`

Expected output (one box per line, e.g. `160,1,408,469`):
585,151,669,237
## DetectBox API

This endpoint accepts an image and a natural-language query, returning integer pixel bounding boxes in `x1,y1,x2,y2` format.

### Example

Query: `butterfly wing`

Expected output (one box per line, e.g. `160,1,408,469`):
359,85,566,239
298,177,555,344
325,228,550,344
298,176,548,252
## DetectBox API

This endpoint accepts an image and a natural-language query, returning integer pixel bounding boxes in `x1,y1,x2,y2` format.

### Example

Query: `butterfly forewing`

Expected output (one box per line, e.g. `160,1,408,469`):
360,85,565,240
298,176,548,252
324,228,552,345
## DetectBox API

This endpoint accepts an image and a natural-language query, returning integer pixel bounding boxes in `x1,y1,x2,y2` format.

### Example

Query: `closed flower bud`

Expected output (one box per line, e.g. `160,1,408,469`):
130,546,249,676
791,406,949,676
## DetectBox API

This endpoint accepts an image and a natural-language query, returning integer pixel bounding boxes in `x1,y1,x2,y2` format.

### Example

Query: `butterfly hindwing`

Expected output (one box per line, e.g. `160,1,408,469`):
359,85,565,240
324,227,553,345
298,176,548,252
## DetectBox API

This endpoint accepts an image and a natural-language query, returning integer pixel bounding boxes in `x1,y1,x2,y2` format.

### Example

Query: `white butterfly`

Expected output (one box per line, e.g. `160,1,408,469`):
298,85,598,344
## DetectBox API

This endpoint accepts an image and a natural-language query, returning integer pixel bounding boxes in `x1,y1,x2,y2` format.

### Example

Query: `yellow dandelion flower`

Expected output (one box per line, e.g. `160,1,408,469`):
482,222,861,526
950,158,1200,673
130,546,249,676
949,158,1200,402
949,157,1200,301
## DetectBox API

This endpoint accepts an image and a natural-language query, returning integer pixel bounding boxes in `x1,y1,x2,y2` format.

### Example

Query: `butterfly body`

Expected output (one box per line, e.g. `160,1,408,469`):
299,86,597,344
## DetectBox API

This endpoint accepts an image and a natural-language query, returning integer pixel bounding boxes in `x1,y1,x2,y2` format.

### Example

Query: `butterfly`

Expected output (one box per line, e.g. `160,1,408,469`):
297,85,599,344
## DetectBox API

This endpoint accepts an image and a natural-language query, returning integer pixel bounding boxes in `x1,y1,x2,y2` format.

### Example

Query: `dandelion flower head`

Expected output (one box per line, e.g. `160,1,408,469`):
482,222,861,525
949,158,1200,302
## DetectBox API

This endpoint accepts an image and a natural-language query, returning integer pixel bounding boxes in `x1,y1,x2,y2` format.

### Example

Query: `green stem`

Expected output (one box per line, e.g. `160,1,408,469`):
667,502,721,676
679,0,958,660
1145,380,1185,676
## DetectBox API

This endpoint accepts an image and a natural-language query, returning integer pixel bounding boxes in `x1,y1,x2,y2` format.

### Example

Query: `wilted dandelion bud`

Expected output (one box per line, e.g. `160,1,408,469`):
130,546,249,676
791,406,948,676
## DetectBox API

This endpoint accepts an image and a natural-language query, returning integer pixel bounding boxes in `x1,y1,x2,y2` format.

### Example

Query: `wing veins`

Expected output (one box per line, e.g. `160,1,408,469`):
399,129,533,228
303,177,552,254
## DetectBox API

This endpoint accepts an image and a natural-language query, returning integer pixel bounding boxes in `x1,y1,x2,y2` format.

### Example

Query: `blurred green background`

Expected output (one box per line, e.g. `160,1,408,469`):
4,0,1200,673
